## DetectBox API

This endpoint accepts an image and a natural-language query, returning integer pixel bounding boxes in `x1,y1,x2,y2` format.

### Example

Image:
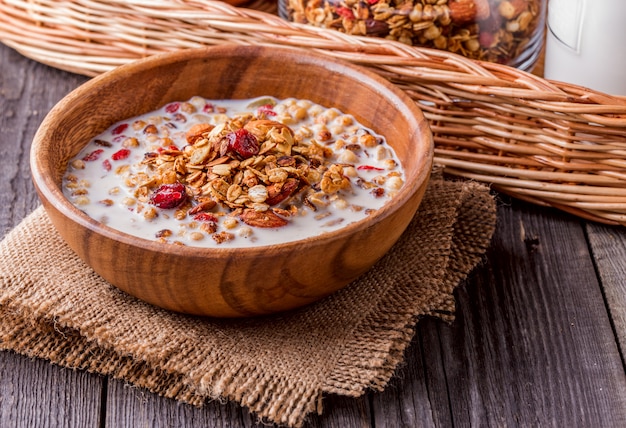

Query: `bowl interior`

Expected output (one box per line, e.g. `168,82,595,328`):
33,45,432,252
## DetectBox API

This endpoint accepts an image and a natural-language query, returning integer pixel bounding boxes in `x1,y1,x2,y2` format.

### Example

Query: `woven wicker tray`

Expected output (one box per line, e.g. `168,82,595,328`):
2,0,626,225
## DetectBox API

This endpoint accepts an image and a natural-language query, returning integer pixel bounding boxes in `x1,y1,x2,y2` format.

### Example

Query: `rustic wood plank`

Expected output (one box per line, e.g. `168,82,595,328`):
105,378,256,427
105,377,372,427
0,44,88,237
370,324,442,427
439,198,626,426
586,222,626,358
1,44,102,428
0,351,103,428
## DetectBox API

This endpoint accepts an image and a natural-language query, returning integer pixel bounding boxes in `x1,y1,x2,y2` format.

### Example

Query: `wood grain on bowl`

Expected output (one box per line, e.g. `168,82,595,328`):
30,45,433,317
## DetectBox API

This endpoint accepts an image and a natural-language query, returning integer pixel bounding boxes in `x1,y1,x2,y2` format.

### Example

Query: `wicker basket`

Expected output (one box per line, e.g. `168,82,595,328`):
2,0,626,225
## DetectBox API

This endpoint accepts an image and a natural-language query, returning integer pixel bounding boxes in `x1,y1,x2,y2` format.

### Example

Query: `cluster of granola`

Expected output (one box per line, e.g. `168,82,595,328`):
64,97,404,246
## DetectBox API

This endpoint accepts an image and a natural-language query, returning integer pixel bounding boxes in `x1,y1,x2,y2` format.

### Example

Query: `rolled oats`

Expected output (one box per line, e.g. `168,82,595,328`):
63,96,405,247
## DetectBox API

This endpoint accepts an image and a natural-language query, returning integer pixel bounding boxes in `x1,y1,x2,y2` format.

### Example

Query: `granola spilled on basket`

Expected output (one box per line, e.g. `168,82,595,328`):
63,96,405,247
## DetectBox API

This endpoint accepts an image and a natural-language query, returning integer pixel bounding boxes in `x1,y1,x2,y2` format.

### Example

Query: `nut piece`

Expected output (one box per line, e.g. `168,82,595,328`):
186,123,214,144
498,0,527,20
449,0,490,24
240,208,288,228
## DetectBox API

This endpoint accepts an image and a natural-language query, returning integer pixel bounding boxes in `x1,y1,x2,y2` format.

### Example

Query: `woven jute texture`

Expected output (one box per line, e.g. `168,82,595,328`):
0,175,495,427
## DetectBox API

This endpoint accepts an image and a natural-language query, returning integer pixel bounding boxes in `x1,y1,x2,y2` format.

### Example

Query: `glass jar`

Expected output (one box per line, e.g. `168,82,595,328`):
278,0,547,71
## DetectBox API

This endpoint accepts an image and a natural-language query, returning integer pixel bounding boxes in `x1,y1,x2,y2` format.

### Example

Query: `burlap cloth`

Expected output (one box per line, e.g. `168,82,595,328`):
0,173,496,427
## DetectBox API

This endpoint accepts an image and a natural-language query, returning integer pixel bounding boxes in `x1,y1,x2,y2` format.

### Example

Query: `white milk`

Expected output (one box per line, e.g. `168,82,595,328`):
63,96,405,248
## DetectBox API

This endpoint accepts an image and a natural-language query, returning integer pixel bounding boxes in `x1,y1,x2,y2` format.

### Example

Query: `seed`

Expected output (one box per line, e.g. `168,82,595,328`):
74,196,90,206
223,218,238,229
386,176,405,191
143,207,159,220
338,150,359,164
383,159,398,170
423,24,442,40
238,226,253,238
360,134,378,148
464,38,481,52
373,145,390,161
333,199,349,210
190,232,205,241
122,197,136,206
123,137,139,148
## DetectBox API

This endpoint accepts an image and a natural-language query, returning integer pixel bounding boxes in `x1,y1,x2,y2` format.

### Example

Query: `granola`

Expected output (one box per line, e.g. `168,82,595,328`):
63,96,405,247
281,0,545,67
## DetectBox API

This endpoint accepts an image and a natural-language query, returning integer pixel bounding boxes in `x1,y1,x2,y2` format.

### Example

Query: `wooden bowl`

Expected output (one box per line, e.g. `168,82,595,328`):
30,45,433,317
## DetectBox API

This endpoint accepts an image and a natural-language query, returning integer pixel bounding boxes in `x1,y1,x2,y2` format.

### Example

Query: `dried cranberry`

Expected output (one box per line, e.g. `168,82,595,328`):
165,102,180,113
102,159,112,171
193,212,218,223
111,148,131,161
203,103,215,113
257,104,277,117
479,31,495,48
335,6,354,20
83,149,104,161
157,145,181,155
150,183,187,209
112,123,128,135
225,129,259,159
357,165,384,171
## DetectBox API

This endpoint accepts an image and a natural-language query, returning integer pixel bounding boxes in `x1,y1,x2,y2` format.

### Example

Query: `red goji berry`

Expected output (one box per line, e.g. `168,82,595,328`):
257,104,277,117
157,145,180,154
479,31,495,48
83,149,104,161
335,6,354,19
112,123,128,135
165,102,180,113
111,148,131,161
357,165,384,171
193,212,218,223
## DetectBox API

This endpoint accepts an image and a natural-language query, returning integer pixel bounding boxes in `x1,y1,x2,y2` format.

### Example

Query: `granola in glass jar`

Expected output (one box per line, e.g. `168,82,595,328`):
279,0,547,70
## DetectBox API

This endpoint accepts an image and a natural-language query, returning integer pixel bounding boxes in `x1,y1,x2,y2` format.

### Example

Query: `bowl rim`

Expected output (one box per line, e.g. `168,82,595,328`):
31,45,433,256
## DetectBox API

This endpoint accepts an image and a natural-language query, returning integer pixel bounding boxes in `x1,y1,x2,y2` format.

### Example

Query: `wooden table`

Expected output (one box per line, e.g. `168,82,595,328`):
2,41,626,427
